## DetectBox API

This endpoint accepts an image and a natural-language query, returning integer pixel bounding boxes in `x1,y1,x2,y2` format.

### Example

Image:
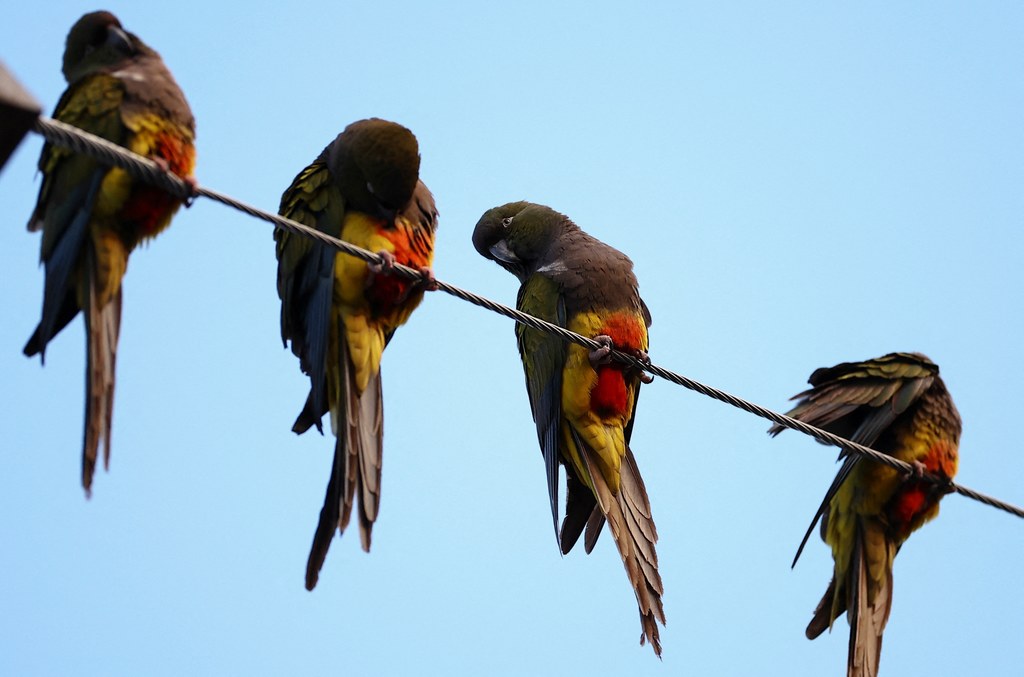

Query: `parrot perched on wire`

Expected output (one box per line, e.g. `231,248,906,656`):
23,11,196,496
473,202,664,656
770,352,961,677
275,118,437,591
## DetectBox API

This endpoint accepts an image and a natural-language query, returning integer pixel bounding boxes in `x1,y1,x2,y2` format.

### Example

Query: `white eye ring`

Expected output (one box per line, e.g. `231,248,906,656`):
501,216,513,227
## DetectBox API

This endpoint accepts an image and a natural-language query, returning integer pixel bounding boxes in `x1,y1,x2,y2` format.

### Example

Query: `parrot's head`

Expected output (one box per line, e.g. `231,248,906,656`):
63,11,143,84
473,202,568,282
330,118,421,225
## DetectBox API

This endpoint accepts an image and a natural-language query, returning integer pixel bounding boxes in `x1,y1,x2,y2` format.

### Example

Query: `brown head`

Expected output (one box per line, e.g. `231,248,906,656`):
326,118,421,223
62,11,151,84
472,201,573,282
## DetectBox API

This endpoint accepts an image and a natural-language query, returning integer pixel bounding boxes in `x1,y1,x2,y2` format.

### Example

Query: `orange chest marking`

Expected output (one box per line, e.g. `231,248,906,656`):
119,132,196,236
365,219,434,316
588,312,647,418
886,438,957,532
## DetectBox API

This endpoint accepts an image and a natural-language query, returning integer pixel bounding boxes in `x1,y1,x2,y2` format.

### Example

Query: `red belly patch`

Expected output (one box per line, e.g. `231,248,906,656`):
366,274,414,314
120,186,178,235
365,222,432,316
591,366,628,417
587,311,646,418
888,485,930,529
119,131,195,237
885,439,956,535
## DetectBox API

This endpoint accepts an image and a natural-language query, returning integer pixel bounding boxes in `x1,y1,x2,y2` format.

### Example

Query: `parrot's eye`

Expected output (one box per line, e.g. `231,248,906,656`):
501,216,513,228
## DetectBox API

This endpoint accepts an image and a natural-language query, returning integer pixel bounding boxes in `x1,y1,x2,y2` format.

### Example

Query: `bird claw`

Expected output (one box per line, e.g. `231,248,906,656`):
368,250,396,276
589,337,655,383
635,350,655,384
152,157,198,206
909,460,928,478
181,175,199,206
417,266,438,292
589,335,614,367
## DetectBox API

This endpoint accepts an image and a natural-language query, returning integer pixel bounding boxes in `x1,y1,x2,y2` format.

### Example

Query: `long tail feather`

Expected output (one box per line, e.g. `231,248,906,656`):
575,434,665,657
304,317,385,587
847,522,892,677
806,575,841,640
81,247,120,497
352,367,383,552
305,431,345,591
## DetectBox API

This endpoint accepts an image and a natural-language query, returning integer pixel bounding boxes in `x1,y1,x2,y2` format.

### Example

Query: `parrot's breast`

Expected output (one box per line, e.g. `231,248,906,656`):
336,211,434,324
365,214,435,317
885,437,958,540
119,123,196,241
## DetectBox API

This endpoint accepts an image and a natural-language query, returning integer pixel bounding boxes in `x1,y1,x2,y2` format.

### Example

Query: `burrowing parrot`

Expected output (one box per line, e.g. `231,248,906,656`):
275,118,437,590
770,352,961,677
23,11,196,496
473,202,664,656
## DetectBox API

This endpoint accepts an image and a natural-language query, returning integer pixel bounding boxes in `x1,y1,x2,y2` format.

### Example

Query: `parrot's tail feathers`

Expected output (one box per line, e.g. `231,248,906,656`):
564,427,608,554
23,293,79,361
806,576,840,640
579,438,665,657
350,368,383,553
846,522,893,677
559,469,597,555
334,324,383,554
305,431,345,591
583,507,605,554
291,388,324,435
82,268,121,497
305,320,357,590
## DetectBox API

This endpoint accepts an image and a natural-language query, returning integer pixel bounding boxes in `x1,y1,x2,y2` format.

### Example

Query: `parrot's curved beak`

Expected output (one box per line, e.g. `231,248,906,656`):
489,240,519,266
105,25,133,55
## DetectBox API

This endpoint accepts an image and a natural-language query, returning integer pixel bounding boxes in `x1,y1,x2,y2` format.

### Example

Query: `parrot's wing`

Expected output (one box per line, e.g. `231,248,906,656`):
639,295,652,328
30,75,125,242
24,76,127,358
516,272,567,543
778,354,937,566
276,158,346,432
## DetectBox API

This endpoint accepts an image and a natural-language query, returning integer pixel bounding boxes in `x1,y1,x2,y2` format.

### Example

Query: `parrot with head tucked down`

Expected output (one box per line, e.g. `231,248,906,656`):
23,11,196,496
770,352,961,677
275,118,437,591
473,202,664,656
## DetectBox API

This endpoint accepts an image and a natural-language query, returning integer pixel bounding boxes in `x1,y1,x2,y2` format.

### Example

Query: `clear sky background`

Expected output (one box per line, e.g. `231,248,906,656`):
2,3,1022,675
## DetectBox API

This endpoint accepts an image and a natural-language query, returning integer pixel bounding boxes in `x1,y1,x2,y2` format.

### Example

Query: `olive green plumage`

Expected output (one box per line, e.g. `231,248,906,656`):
24,11,196,495
772,352,961,677
276,119,437,590
474,202,663,656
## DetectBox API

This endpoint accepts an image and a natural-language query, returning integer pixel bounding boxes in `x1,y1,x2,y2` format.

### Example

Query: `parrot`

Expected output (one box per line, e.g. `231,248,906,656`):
275,118,437,591
473,202,664,656
23,11,196,496
770,352,961,677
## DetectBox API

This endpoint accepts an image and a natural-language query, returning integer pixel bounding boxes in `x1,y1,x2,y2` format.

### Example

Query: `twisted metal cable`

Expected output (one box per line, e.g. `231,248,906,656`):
28,115,1024,520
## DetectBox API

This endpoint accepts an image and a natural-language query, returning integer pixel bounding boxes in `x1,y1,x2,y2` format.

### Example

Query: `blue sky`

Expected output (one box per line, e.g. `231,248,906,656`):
2,2,1022,675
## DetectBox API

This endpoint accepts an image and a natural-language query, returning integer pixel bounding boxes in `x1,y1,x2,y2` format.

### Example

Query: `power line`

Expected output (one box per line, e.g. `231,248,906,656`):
26,115,1024,521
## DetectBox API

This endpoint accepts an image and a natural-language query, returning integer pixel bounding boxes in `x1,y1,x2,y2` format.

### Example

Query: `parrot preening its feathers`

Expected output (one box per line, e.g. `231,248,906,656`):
771,352,961,677
24,11,196,495
473,202,664,656
276,118,437,590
